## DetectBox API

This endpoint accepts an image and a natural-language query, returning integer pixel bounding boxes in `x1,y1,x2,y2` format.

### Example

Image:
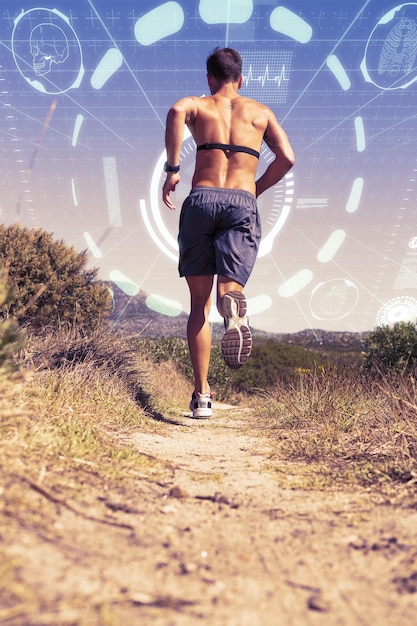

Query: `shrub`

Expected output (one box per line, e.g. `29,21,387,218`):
230,338,325,394
0,268,24,373
0,224,110,330
133,337,233,400
363,322,417,376
24,326,152,409
133,337,331,399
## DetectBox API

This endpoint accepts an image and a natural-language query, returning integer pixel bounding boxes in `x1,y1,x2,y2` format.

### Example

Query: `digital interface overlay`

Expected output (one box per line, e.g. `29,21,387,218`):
1,0,417,335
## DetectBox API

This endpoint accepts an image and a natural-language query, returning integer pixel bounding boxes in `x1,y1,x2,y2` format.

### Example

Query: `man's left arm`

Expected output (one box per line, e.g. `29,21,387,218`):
255,111,295,198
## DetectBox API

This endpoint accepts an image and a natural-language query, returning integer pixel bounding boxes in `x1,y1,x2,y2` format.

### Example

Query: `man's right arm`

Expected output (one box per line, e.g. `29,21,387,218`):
162,97,197,209
255,111,295,198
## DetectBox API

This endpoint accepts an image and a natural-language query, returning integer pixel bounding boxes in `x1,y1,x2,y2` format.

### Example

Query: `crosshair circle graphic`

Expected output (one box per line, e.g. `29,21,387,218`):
138,3,365,326
376,296,417,326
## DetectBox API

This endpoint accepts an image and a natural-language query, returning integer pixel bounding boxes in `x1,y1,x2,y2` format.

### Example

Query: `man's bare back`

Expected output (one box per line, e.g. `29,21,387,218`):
184,92,267,193
163,76,294,209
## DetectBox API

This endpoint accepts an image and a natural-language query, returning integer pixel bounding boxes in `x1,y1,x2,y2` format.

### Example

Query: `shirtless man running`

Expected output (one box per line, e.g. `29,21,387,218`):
162,47,295,418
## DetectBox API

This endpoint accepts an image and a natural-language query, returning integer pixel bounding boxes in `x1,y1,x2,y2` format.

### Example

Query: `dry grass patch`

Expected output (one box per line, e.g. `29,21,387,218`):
144,357,193,415
0,327,196,623
256,366,417,494
0,327,192,545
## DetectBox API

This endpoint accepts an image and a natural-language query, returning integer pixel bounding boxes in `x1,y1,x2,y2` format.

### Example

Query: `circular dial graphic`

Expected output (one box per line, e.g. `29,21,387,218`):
142,129,295,264
376,296,417,326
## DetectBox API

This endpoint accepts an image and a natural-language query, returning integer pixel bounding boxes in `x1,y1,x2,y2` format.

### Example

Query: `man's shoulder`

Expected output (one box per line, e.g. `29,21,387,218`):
238,95,271,110
170,95,200,115
237,97,274,122
251,96,271,108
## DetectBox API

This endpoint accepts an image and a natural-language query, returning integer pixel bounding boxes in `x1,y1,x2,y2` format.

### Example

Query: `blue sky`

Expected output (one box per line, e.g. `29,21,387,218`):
1,0,416,333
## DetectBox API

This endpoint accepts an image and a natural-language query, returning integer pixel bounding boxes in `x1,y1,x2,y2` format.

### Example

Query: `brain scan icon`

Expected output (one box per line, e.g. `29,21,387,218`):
30,23,69,77
12,8,84,94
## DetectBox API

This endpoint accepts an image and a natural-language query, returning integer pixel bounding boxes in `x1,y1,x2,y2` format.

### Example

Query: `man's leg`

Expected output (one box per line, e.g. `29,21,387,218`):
186,275,214,395
216,276,243,316
217,275,252,369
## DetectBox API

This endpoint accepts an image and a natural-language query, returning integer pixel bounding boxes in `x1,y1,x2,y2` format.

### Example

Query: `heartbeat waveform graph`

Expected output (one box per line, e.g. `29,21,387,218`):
241,51,293,104
244,64,289,88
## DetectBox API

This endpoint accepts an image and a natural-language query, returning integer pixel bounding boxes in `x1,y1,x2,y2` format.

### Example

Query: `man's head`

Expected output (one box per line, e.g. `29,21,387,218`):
206,47,242,83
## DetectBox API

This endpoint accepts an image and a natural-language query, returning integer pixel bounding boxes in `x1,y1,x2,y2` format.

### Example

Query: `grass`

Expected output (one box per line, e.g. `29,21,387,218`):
255,365,417,493
2,326,416,504
0,328,187,535
2,327,417,497
2,325,417,622
0,326,194,624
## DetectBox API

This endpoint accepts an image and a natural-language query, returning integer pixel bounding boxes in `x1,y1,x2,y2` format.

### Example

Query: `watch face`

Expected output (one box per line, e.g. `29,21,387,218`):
1,1,417,334
164,163,180,172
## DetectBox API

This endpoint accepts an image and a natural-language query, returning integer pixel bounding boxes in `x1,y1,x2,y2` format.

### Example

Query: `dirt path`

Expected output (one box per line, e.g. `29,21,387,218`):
4,402,417,625
124,402,417,625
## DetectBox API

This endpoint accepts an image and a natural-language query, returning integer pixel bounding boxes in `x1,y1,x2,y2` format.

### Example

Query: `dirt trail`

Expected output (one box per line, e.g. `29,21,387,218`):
125,402,417,625
4,402,417,625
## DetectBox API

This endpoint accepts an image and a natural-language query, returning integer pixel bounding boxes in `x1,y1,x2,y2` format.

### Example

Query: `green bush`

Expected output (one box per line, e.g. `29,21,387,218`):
134,336,329,399
0,224,110,330
363,322,417,376
0,268,24,373
230,338,325,394
134,337,191,374
133,336,232,400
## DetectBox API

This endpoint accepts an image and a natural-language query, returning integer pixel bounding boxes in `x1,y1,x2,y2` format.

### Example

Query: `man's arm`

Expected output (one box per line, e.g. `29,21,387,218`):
162,97,196,210
255,112,295,198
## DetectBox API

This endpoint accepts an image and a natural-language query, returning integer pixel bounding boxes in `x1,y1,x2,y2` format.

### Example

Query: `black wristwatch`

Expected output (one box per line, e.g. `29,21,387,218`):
164,162,180,173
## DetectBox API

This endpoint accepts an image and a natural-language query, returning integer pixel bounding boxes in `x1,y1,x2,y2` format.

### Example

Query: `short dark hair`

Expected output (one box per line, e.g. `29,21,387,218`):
206,47,242,82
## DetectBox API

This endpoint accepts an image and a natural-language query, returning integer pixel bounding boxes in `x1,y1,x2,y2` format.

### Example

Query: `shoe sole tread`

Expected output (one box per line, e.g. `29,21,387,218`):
221,291,252,369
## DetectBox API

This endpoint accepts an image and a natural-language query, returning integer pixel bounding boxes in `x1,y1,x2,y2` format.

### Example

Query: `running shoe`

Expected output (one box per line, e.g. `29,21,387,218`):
221,291,252,369
189,391,213,418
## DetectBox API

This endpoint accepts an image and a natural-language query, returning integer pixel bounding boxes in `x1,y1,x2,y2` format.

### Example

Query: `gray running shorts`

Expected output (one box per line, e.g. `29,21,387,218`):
178,186,261,286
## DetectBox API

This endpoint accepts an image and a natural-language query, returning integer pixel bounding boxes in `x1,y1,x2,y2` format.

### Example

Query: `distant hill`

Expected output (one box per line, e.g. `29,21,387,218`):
107,283,189,338
278,328,368,353
107,284,368,351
